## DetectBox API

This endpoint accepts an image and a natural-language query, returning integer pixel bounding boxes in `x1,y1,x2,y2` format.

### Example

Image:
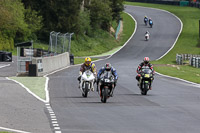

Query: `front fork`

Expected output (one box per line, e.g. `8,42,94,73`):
80,79,94,91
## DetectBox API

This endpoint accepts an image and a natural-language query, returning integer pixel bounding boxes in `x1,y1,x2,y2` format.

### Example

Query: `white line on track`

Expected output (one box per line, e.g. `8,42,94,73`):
6,77,47,103
45,103,62,133
127,5,200,87
0,64,10,69
0,126,30,133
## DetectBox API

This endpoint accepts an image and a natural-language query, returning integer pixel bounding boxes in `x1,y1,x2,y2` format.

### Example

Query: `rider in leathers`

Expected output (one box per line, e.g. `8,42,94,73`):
136,57,155,90
97,63,118,96
144,16,148,25
78,57,97,91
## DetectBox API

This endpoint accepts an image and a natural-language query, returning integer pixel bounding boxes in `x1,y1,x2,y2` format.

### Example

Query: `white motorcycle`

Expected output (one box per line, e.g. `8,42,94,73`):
80,70,95,97
145,33,150,41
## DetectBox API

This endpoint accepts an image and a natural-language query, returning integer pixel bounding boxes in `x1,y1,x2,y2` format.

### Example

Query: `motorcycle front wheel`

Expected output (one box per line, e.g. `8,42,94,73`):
82,83,89,97
101,87,108,103
141,83,148,95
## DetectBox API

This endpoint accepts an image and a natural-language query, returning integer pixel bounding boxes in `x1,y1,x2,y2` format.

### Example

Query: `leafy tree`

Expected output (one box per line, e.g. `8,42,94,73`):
77,9,91,36
109,0,124,21
89,0,112,31
0,0,27,50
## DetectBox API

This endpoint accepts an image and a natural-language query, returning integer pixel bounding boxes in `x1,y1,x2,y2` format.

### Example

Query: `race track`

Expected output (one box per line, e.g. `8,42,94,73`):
48,5,200,133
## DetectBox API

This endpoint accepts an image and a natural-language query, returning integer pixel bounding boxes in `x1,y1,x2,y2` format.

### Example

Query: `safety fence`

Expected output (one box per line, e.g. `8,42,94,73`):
115,20,121,39
49,31,74,54
176,54,200,68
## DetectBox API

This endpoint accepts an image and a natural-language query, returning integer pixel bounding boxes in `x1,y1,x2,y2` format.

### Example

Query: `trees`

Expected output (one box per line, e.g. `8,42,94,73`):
109,0,124,21
89,0,112,31
0,0,125,49
0,0,26,50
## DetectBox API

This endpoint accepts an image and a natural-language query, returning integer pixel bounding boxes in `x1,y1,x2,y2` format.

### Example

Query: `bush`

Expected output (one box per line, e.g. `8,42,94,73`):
0,32,14,51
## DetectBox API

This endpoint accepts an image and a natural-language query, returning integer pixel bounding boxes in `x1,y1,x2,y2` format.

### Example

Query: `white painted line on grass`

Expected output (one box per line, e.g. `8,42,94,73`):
0,126,30,133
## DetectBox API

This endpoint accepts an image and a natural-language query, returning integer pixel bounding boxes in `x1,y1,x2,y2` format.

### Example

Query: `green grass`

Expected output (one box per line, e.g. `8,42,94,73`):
9,77,47,100
74,12,135,64
125,2,200,83
71,12,135,57
154,64,200,83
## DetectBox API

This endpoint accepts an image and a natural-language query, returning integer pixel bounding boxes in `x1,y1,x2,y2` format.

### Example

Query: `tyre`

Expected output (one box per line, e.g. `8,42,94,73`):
101,87,108,103
142,83,148,95
82,82,89,97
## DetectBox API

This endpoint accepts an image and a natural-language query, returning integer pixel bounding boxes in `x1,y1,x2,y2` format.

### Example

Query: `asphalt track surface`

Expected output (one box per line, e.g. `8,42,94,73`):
0,59,52,132
48,5,200,133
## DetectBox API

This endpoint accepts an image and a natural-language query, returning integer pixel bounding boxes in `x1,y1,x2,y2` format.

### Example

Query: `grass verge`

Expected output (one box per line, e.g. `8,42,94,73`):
74,11,135,64
72,12,135,57
9,77,46,100
125,2,200,84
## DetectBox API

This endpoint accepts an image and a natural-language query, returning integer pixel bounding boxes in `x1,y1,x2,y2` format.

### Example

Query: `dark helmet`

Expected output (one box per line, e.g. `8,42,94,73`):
143,57,150,65
105,63,111,71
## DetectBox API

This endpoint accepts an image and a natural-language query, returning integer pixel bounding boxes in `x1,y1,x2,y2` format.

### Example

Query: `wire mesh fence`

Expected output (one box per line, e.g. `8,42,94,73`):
49,31,74,55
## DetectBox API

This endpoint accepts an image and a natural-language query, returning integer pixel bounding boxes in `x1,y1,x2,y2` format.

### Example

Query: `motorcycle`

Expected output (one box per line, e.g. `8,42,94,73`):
149,20,153,28
80,70,95,97
138,66,154,95
145,33,149,41
144,18,148,26
98,71,115,103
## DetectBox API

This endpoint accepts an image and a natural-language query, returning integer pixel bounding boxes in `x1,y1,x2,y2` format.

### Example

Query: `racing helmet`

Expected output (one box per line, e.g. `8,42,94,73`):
105,63,111,71
143,57,150,64
85,57,91,66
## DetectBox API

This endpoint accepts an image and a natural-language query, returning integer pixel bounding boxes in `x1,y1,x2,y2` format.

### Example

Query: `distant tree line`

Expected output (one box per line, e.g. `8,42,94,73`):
22,0,124,41
0,0,124,51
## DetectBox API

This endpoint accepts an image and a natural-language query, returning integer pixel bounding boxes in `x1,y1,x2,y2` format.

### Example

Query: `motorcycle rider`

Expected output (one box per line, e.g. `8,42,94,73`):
144,16,148,25
97,63,118,96
145,31,150,36
149,18,153,27
136,57,155,90
77,57,97,91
